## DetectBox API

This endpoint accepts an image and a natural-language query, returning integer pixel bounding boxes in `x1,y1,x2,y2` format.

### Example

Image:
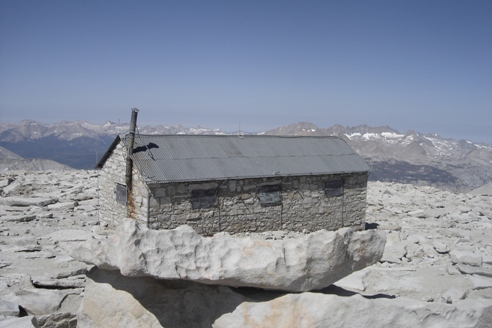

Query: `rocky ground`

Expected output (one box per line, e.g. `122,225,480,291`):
0,170,491,327
360,181,492,303
0,170,98,327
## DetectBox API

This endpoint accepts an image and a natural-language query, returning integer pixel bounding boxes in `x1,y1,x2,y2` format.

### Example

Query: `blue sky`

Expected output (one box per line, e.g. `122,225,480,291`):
1,1,491,143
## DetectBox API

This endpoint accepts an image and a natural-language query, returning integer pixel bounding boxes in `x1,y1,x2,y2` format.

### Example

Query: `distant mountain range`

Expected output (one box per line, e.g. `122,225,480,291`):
1,120,491,192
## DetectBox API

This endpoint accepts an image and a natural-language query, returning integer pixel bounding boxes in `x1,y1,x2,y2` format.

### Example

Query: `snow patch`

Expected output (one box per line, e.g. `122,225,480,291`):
381,132,404,139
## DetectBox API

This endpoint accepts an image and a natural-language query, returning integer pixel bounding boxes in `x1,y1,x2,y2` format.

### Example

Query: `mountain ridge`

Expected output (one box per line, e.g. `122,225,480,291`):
1,120,491,192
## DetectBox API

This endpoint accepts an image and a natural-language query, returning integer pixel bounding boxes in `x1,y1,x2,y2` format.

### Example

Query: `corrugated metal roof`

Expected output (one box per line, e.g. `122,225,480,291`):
120,134,369,183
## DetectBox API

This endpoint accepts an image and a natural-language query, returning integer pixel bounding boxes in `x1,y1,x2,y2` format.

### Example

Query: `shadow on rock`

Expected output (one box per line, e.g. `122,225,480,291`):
78,267,250,328
317,284,396,299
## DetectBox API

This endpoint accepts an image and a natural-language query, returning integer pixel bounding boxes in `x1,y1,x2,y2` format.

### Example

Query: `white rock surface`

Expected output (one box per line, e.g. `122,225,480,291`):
213,292,492,328
0,170,98,327
0,197,57,207
78,268,492,328
5,289,68,316
0,316,39,328
361,181,492,304
451,250,483,267
72,219,386,292
1,170,492,327
78,268,247,328
0,300,19,318
380,231,407,263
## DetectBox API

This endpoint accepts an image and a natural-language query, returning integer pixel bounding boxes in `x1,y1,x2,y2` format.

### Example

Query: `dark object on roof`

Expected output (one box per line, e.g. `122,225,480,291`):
97,134,369,184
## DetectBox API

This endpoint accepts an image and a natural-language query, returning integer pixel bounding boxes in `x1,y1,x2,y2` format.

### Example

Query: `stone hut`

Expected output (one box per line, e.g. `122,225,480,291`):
96,133,370,236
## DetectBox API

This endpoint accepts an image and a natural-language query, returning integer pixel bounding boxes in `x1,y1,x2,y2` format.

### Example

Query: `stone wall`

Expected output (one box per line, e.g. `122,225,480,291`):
98,140,368,235
98,141,149,227
148,173,368,236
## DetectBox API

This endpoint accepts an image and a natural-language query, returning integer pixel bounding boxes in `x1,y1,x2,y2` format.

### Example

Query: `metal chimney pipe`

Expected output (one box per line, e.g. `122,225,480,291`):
125,108,139,188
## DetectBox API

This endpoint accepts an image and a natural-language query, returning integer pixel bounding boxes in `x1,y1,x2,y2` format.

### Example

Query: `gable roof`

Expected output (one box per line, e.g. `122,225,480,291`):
97,134,369,184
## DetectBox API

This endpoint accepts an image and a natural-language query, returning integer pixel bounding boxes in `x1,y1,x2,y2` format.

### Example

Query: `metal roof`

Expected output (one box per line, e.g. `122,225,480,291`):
116,134,369,183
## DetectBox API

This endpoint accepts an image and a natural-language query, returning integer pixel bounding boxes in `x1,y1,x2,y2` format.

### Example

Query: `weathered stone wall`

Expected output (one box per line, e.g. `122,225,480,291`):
98,142,149,227
148,173,368,236
99,141,368,235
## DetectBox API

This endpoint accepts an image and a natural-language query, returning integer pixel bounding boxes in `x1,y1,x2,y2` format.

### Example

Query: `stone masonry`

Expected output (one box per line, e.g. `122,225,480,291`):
98,140,368,235
147,173,367,236
98,142,149,226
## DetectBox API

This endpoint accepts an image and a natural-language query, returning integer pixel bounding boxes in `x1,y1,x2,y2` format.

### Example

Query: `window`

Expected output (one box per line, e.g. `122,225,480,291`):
325,179,344,197
190,188,217,209
115,183,127,205
258,184,281,206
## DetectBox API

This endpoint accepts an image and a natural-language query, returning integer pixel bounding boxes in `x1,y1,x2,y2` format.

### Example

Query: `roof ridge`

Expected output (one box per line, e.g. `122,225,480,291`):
131,134,340,138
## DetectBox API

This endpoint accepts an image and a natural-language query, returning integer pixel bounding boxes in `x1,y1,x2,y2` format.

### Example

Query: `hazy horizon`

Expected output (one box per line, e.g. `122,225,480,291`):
2,116,492,145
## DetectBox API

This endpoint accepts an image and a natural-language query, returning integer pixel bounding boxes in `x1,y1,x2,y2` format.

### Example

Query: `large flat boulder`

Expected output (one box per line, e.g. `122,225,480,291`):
71,219,386,292
214,291,492,328
77,268,492,328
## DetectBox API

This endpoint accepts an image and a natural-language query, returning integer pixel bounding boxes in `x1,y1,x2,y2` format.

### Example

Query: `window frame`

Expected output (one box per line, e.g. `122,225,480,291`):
115,183,127,205
324,179,344,197
190,188,217,209
257,184,282,206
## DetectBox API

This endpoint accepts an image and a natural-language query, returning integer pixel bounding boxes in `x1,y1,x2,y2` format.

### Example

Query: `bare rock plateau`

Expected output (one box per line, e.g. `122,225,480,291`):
0,170,491,327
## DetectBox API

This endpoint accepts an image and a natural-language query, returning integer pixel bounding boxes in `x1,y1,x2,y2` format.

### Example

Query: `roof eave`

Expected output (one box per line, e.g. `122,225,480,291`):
143,169,370,185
